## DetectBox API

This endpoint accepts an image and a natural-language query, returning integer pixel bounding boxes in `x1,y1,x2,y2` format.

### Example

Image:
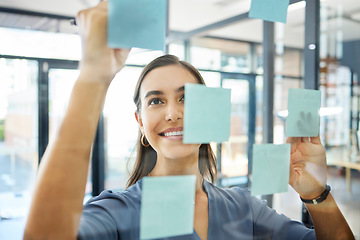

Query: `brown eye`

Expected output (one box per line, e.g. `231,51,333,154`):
148,98,164,106
179,95,185,102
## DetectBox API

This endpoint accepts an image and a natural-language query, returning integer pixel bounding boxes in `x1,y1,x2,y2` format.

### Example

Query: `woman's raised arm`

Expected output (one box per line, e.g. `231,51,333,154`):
24,2,129,239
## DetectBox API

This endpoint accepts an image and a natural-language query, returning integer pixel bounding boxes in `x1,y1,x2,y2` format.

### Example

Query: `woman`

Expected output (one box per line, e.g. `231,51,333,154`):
24,2,354,240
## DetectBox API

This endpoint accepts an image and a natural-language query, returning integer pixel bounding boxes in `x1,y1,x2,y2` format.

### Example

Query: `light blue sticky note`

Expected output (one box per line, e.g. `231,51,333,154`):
286,88,321,137
251,144,291,196
140,175,196,240
183,84,231,144
249,0,290,23
108,0,166,51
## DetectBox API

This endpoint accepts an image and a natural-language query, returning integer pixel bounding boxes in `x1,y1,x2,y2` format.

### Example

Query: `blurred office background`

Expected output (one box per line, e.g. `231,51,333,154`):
0,0,359,239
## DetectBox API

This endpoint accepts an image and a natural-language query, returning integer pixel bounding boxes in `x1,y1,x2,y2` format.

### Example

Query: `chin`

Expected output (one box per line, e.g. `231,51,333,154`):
158,144,200,160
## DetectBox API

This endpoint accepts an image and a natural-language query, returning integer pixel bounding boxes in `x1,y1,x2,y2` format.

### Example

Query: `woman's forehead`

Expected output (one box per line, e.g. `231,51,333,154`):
140,65,198,94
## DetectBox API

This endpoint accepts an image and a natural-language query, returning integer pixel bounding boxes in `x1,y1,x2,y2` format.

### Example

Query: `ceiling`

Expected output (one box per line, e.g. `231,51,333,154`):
0,0,360,49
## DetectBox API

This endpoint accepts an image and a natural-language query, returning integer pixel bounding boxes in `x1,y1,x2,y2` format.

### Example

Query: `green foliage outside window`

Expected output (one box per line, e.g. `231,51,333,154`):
0,120,4,141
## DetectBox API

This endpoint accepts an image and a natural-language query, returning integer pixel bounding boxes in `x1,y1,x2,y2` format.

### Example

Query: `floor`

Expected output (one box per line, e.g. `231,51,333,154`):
273,166,360,239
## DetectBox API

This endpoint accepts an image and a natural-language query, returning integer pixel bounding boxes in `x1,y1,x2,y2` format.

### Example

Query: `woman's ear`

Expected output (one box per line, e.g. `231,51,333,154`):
135,111,143,127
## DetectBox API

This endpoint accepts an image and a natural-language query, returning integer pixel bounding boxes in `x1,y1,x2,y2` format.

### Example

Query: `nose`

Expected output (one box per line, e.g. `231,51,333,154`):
165,102,183,122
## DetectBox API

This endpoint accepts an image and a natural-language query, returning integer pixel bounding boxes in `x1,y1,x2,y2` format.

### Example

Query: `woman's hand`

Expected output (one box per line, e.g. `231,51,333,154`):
77,1,130,83
286,136,328,199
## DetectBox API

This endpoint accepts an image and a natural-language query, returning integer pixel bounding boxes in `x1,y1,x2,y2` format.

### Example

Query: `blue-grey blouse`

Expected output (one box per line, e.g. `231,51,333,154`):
78,179,315,240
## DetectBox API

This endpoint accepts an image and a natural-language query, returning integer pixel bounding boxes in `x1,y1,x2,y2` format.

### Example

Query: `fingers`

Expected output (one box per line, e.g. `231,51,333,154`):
76,1,108,29
289,161,296,186
286,137,300,144
287,136,320,144
286,137,299,153
310,136,322,144
114,48,131,71
98,0,108,9
301,137,310,143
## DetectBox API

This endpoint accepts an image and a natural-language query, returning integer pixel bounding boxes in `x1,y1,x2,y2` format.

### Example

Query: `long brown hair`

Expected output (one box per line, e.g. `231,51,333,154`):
126,54,217,188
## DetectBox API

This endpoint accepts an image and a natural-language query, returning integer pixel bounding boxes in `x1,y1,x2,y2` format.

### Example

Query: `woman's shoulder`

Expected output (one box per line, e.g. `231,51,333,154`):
205,181,268,211
205,180,251,199
84,179,143,207
79,181,143,239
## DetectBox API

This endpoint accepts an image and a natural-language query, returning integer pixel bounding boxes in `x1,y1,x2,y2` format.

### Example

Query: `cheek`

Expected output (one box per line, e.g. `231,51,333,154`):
141,108,162,132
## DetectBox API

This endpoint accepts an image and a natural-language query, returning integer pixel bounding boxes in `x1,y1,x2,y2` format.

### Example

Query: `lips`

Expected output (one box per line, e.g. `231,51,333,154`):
158,127,184,137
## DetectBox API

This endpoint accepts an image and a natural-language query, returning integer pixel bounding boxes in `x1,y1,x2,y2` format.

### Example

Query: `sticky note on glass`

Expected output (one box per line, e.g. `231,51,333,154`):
251,144,290,196
249,0,290,23
140,175,196,239
108,0,166,51
183,84,231,144
286,88,321,137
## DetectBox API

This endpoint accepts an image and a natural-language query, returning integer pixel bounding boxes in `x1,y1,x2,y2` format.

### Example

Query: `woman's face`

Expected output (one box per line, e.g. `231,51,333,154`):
136,64,201,160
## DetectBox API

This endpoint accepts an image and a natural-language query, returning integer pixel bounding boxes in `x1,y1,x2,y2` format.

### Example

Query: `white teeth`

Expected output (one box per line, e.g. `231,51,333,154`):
164,131,183,137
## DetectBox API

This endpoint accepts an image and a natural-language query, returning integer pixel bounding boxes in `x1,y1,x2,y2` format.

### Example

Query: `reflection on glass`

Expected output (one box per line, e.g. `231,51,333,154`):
126,49,164,66
48,69,95,194
273,77,301,144
168,42,185,60
0,58,38,220
103,67,142,190
255,76,263,144
199,71,221,88
0,27,81,60
221,79,249,177
320,66,351,147
257,45,302,77
49,69,78,140
190,46,221,70
191,37,251,72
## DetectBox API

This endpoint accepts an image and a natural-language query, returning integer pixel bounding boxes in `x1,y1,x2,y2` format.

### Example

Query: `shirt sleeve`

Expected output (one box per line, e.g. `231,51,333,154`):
249,195,316,240
77,203,118,240
77,189,141,240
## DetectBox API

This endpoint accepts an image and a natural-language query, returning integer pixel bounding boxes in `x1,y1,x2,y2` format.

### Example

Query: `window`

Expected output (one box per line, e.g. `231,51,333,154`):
0,58,38,220
103,67,143,190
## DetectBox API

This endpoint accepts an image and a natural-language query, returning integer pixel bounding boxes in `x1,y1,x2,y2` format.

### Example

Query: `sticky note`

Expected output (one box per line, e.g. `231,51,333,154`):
251,144,290,196
108,0,167,51
286,88,321,137
183,84,231,144
249,0,290,23
140,175,196,239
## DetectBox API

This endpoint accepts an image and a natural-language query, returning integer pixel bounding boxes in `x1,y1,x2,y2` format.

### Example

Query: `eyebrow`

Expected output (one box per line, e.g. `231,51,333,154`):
144,86,185,99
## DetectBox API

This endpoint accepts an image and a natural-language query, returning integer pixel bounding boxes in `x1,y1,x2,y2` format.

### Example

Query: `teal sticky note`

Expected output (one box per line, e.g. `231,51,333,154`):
249,0,290,23
140,175,196,239
108,0,166,51
286,88,321,137
251,144,291,196
183,84,231,144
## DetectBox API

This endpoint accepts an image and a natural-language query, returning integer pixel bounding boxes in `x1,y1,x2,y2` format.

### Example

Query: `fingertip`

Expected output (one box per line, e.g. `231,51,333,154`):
310,136,321,144
301,137,310,143
286,137,301,143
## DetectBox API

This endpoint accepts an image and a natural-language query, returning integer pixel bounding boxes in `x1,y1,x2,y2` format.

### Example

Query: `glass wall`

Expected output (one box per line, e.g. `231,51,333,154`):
188,38,255,184
0,58,38,220
191,37,252,72
256,29,304,146
1,1,359,238
0,27,81,61
103,67,142,190
319,1,360,236
319,0,360,164
221,79,250,177
47,68,97,193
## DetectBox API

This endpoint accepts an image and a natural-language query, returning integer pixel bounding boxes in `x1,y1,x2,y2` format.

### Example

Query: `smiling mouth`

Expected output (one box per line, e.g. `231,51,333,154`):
159,131,184,137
